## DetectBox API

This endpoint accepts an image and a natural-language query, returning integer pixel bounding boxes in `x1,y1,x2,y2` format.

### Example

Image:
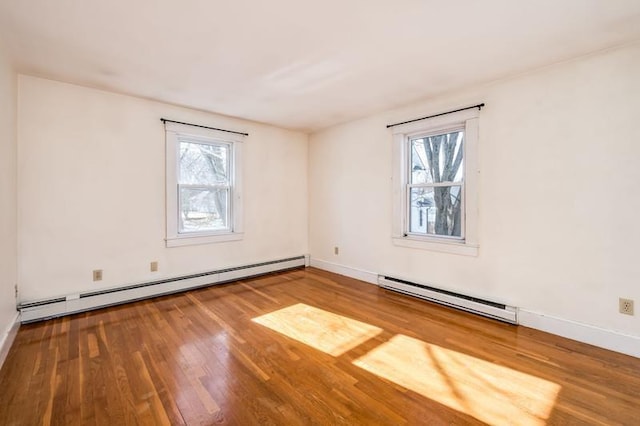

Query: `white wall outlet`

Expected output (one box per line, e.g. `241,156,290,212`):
619,298,634,316
93,269,103,281
334,246,339,255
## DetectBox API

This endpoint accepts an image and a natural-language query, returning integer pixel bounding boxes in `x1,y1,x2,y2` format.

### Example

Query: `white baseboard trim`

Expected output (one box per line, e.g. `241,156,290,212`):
519,309,640,358
0,312,20,370
309,258,378,285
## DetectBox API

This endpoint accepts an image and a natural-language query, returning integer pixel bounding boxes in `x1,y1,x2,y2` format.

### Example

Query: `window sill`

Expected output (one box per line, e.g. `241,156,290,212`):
392,236,478,256
166,232,244,248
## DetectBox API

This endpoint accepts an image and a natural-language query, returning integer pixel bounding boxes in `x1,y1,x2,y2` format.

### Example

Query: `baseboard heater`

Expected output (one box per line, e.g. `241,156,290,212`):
18,256,307,323
378,275,518,324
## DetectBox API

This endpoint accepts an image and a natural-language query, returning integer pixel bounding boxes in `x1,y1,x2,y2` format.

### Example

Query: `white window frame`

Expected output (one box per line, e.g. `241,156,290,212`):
392,108,479,256
165,122,244,247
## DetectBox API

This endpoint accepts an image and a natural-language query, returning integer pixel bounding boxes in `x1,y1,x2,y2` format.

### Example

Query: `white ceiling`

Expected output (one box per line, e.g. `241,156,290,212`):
1,0,640,132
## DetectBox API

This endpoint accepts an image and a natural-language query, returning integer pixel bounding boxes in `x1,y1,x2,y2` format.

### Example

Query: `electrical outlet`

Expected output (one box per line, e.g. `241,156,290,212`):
14,284,18,299
334,246,339,255
619,298,634,316
93,269,103,282
150,261,158,272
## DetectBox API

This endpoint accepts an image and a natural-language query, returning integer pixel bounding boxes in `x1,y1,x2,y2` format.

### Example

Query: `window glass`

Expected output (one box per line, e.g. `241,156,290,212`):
177,139,231,234
408,129,464,239
409,186,462,237
410,131,464,184
179,140,229,185
179,187,229,233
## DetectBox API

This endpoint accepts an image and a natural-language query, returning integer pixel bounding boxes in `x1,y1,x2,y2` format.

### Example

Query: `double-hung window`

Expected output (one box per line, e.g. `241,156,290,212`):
165,122,244,247
408,128,465,239
392,108,479,256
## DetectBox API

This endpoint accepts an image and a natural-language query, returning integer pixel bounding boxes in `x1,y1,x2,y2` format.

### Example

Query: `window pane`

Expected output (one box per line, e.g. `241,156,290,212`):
179,187,229,233
179,140,229,185
409,186,462,237
411,131,464,184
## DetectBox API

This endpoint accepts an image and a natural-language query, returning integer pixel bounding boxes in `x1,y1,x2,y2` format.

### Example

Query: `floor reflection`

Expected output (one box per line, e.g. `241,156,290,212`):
252,303,383,356
353,334,561,425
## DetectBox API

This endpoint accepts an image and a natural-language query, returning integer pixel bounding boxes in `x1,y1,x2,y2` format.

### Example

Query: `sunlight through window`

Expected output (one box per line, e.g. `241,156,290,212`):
252,303,382,356
353,334,560,425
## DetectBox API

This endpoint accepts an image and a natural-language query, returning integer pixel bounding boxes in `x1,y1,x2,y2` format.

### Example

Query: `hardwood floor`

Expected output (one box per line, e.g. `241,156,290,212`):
0,267,639,425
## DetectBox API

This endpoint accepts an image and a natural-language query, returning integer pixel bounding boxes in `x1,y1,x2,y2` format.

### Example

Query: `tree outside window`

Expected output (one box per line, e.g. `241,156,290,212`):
408,130,464,238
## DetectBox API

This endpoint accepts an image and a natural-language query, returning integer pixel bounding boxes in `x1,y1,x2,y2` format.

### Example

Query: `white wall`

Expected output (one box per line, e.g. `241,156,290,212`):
309,43,640,346
0,45,18,351
18,76,308,302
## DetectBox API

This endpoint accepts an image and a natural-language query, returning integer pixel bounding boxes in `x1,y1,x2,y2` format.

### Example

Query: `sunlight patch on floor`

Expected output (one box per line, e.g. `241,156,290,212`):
353,334,560,425
252,303,382,356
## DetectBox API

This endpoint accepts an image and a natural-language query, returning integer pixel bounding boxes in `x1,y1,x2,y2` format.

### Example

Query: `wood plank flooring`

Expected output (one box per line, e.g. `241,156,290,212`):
0,267,639,425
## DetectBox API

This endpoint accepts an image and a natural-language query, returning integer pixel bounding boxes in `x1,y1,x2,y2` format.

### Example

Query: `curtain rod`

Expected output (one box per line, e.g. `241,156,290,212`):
161,118,249,136
386,103,485,129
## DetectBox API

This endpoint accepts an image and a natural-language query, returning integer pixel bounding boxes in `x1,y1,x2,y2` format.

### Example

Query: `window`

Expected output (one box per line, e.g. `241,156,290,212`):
165,122,244,247
408,129,465,239
392,108,479,256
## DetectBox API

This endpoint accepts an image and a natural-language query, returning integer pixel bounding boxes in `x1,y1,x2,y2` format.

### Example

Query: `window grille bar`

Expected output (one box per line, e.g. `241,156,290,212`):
409,182,463,188
179,184,230,190
161,118,249,137
386,103,484,129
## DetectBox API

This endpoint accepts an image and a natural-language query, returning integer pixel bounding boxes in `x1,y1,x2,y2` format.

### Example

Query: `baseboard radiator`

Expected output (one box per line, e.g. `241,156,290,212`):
378,275,518,324
19,256,307,323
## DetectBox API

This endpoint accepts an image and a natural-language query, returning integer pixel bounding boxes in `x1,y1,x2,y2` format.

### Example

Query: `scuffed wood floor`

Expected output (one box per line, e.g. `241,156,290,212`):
0,267,639,425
